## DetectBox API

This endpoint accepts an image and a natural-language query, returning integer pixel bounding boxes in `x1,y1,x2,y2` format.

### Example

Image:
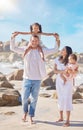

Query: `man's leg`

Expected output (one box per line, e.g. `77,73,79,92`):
22,79,31,121
29,80,41,123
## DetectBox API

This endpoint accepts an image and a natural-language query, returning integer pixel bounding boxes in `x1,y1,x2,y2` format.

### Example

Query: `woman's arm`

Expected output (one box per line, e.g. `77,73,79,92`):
54,63,64,74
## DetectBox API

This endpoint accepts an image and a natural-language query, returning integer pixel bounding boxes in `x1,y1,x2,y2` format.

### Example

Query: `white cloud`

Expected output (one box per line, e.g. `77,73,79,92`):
74,23,83,29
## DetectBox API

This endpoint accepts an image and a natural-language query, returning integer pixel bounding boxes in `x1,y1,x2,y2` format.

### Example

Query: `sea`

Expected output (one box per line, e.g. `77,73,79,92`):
0,61,23,74
0,62,83,87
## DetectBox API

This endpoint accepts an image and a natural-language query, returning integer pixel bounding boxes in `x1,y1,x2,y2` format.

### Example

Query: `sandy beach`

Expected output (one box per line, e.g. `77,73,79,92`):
0,81,83,130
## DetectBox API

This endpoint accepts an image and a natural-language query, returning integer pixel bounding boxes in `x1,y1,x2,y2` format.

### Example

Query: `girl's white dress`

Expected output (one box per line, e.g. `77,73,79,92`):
55,57,73,111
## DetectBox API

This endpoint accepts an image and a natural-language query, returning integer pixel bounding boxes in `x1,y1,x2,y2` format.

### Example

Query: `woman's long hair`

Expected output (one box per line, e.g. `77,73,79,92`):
59,46,73,65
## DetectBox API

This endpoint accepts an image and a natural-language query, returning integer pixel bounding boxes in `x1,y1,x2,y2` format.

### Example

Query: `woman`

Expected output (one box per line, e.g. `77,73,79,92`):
54,46,73,127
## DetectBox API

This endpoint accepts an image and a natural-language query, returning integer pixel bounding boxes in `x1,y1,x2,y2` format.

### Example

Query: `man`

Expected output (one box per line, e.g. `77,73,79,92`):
10,32,60,124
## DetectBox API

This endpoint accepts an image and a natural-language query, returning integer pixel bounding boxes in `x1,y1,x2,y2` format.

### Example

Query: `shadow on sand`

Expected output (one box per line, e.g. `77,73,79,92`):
35,120,83,127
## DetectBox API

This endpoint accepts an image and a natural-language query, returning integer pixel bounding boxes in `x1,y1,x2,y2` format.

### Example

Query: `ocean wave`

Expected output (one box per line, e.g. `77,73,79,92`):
0,61,23,74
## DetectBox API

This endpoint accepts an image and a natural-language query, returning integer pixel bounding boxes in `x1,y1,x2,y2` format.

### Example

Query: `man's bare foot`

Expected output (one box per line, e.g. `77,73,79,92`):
56,119,63,122
22,113,27,122
29,117,36,125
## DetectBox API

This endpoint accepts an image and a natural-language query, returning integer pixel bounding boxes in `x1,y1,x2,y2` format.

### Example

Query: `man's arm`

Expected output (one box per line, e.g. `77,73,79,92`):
43,33,60,56
10,33,25,54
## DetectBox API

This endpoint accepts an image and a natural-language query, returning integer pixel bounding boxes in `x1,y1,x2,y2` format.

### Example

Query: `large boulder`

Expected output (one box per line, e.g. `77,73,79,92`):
0,41,3,52
0,88,21,106
78,53,83,64
3,41,10,51
7,69,23,80
19,39,29,46
41,76,55,88
0,81,13,88
76,85,83,93
73,92,83,99
0,73,7,81
8,53,22,62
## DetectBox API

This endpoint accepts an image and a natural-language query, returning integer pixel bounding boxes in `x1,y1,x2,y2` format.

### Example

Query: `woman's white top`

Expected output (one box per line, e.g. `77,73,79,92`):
10,38,59,80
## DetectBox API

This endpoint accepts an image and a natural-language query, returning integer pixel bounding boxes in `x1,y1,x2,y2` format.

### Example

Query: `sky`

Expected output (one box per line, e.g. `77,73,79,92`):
0,0,83,53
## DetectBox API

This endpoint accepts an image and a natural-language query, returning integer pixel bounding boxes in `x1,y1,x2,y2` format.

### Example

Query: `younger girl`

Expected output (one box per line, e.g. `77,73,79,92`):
60,54,78,84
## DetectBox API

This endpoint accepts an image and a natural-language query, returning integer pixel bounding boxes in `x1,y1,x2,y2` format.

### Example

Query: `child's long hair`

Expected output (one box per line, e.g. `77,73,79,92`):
24,23,44,59
30,22,42,33
23,35,44,60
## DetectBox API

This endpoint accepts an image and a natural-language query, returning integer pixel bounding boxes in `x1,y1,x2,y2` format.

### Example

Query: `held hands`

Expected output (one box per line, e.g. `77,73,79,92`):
53,33,60,47
11,32,19,39
53,33,60,40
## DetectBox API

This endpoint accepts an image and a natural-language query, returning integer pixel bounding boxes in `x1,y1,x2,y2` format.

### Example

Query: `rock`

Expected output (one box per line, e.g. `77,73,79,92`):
78,65,83,73
0,73,7,81
14,69,23,80
78,53,83,64
39,93,51,98
4,111,15,115
41,76,55,87
73,99,83,104
76,85,83,93
7,69,23,80
0,41,3,52
73,92,83,99
47,70,54,77
0,88,21,106
0,81,13,88
8,53,22,62
0,52,11,62
20,39,29,46
51,91,58,99
3,41,10,52
7,72,14,80
45,86,55,90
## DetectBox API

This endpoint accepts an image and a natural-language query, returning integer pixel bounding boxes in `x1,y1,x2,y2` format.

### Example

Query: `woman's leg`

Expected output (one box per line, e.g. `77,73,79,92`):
56,111,63,122
63,111,70,126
